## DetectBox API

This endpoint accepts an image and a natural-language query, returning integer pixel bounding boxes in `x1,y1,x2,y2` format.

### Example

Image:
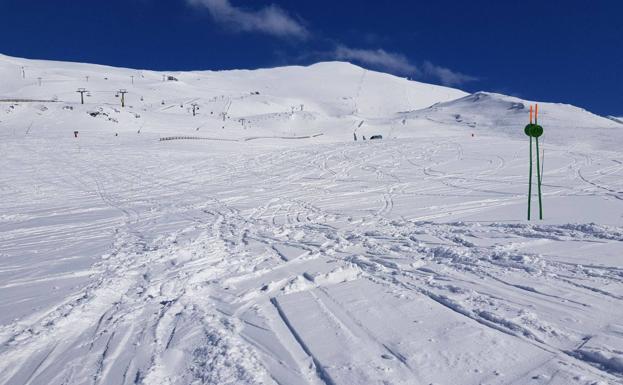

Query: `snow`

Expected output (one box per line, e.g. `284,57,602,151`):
1,53,623,385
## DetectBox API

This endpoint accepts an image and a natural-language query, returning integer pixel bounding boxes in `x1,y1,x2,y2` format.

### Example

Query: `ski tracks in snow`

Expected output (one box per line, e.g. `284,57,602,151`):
2,137,623,384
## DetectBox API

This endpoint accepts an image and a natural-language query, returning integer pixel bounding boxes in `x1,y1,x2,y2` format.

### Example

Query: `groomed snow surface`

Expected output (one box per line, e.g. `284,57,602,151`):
1,54,623,385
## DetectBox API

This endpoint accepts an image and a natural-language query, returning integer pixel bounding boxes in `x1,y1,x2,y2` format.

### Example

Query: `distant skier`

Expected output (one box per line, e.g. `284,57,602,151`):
353,132,357,141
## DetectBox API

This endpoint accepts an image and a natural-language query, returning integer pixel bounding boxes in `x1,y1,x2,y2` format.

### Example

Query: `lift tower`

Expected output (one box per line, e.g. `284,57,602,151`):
77,88,88,105
118,89,128,108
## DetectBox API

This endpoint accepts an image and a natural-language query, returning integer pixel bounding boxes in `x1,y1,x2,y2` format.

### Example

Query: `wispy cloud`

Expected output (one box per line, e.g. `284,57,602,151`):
333,45,419,76
187,0,308,39
185,2,476,86
422,61,478,86
330,45,477,87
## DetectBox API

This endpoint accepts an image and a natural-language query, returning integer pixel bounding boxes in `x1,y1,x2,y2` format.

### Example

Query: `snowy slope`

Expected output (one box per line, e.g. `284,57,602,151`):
399,91,623,151
608,116,623,125
0,53,467,134
1,54,623,385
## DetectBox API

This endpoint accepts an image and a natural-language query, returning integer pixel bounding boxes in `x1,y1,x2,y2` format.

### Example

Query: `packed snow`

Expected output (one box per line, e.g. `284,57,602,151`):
1,53,623,385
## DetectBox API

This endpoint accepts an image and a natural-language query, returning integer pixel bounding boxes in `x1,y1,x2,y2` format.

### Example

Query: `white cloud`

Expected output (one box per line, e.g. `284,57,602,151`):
187,0,308,39
423,61,478,86
333,45,419,75
331,45,477,87
184,3,475,86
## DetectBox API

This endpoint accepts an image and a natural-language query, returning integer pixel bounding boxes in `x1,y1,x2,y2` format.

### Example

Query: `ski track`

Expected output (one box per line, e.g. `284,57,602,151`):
1,135,623,385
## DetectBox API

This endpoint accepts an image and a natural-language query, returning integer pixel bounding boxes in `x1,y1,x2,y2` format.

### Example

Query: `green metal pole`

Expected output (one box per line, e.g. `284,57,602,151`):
528,137,533,221
535,137,543,220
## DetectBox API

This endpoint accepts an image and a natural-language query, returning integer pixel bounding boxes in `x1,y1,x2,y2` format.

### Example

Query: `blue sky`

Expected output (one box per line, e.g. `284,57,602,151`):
0,0,621,116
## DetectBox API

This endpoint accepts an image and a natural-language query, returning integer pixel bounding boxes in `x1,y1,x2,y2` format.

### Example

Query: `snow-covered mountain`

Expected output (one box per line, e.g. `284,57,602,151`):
2,53,620,148
399,91,623,151
1,54,623,385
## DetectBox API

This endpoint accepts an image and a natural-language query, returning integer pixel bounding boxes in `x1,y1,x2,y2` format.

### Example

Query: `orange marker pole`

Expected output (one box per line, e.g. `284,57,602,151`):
530,105,533,124
535,104,538,124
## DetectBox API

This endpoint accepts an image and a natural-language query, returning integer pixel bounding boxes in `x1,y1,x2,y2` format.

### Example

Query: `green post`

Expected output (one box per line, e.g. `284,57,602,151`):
527,136,533,220
535,137,543,220
524,105,544,221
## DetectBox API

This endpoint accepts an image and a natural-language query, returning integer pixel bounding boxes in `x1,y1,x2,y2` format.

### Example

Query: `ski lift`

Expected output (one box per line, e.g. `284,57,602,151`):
115,92,119,98
86,92,92,97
